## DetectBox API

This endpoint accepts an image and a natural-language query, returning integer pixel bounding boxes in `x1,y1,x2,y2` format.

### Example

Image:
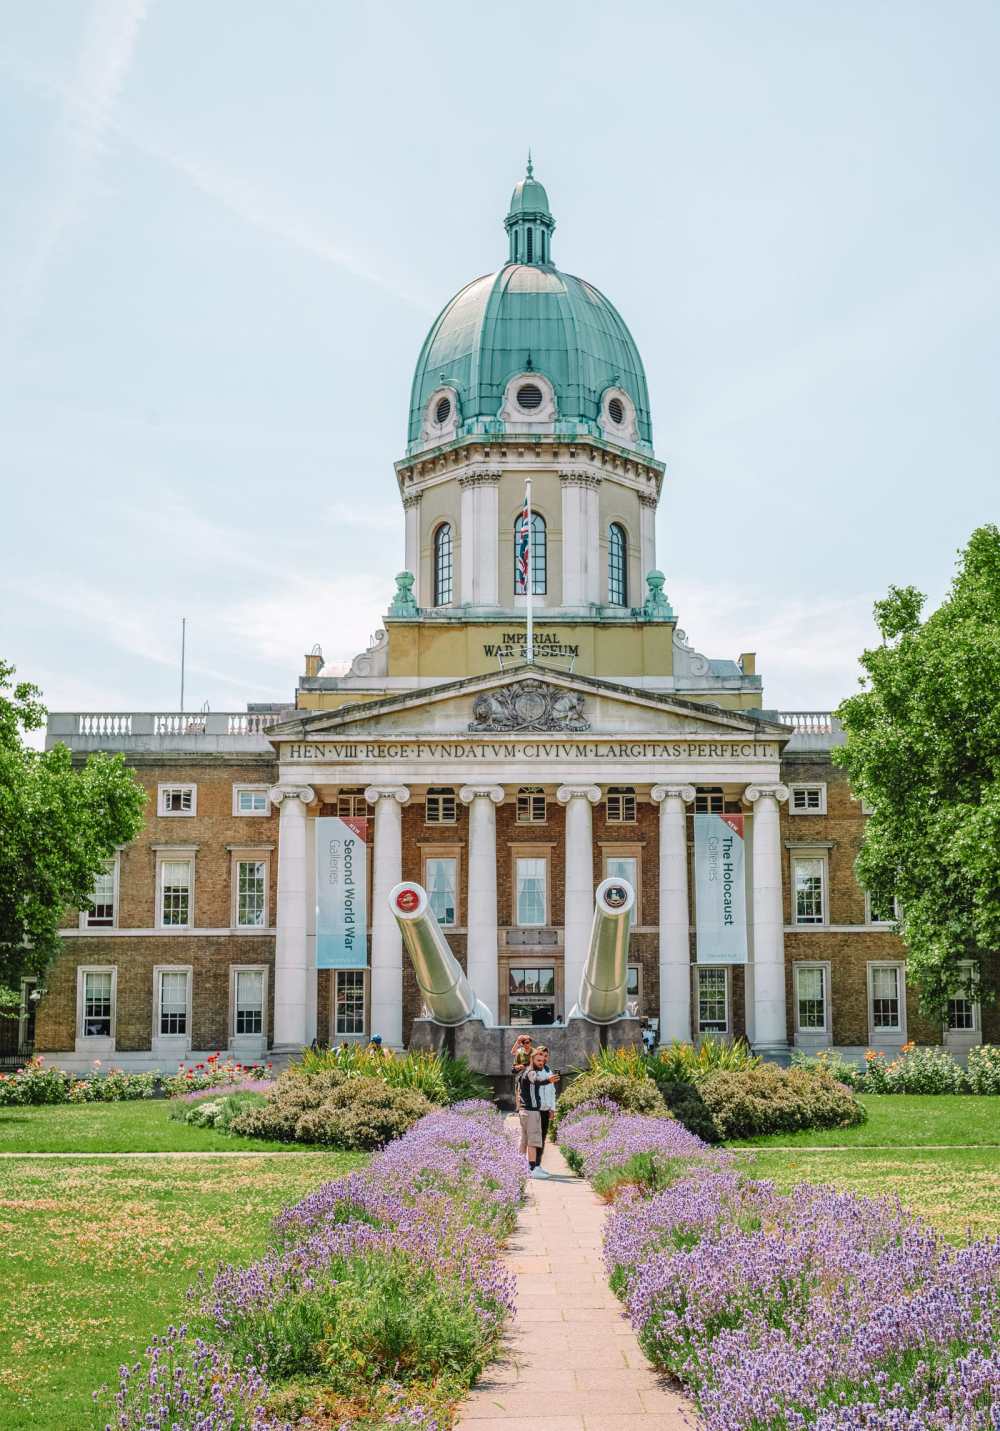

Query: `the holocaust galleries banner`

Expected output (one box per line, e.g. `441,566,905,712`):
315,816,368,969
694,812,748,965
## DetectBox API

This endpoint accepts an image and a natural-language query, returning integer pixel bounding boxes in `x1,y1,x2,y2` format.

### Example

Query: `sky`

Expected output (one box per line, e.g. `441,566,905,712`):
2,1,998,727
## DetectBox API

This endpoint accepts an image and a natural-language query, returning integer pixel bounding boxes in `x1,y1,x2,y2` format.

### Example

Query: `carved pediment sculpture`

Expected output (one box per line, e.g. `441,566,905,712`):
468,679,590,733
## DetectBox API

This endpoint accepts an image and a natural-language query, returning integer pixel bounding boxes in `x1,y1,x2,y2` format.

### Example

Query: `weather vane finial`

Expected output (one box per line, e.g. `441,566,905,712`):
526,149,534,179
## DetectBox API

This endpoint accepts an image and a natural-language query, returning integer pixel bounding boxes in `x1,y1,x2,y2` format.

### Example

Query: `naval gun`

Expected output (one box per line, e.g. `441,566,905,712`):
569,876,635,1024
389,881,495,1027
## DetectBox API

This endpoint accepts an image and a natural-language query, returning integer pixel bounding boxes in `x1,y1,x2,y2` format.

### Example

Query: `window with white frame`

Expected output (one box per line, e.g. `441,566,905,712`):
792,855,826,925
627,964,642,1012
425,787,457,825
516,786,547,824
335,969,366,1037
234,785,270,816
866,891,898,925
234,968,265,1035
235,859,267,928
158,969,189,1035
789,784,827,815
337,789,368,819
605,786,636,823
82,969,114,1038
946,962,979,1033
869,964,904,1033
158,783,196,816
84,858,117,928
426,857,457,926
697,967,728,1034
794,964,828,1033
515,856,547,926
159,859,193,927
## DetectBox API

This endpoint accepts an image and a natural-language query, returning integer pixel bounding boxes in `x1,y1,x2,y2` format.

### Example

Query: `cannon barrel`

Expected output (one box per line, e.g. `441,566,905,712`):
389,881,495,1027
570,876,635,1024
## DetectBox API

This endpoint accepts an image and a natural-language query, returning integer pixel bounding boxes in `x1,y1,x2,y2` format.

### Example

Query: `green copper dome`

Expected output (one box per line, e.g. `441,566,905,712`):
407,163,653,456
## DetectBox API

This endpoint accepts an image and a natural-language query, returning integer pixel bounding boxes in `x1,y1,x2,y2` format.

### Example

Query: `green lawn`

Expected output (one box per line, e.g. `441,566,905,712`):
0,1151,366,1431
730,1093,1000,1147
0,1099,300,1153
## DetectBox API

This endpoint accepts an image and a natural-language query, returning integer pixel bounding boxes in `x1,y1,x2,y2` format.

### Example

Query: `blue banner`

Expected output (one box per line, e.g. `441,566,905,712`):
694,812,748,965
316,816,368,969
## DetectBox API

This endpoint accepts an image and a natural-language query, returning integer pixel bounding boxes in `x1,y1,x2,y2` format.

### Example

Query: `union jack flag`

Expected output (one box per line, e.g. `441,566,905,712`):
515,491,531,594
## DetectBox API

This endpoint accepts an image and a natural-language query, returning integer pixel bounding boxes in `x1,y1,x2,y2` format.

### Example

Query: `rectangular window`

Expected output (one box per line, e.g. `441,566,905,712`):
866,893,898,925
606,854,638,889
234,785,269,815
337,790,368,818
515,857,547,926
694,787,725,814
158,784,196,816
946,962,978,1033
160,860,192,927
86,861,116,927
83,970,113,1038
789,784,827,815
426,857,457,926
795,964,827,1031
793,856,825,925
516,787,547,824
697,967,728,1034
425,788,457,825
159,970,188,1035
235,969,264,1035
236,860,267,928
335,969,366,1036
870,964,901,1031
605,787,636,823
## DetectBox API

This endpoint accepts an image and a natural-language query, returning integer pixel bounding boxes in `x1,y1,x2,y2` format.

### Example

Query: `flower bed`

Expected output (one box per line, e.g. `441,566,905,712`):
100,1100,527,1430
577,1104,1000,1429
0,1052,273,1106
796,1041,1000,1095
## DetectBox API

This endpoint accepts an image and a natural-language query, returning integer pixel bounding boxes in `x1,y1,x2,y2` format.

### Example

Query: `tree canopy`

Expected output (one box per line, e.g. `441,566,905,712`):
834,525,1000,1015
0,661,146,997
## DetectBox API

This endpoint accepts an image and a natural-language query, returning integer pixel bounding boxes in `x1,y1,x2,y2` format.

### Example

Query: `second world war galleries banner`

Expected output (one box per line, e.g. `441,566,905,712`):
694,812,748,964
316,816,368,969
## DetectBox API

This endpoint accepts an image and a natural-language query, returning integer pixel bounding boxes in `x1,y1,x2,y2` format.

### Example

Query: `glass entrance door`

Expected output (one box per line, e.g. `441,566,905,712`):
508,965,557,1026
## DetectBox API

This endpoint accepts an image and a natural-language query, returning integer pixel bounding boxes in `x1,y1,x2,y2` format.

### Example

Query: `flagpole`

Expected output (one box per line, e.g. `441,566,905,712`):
525,479,533,664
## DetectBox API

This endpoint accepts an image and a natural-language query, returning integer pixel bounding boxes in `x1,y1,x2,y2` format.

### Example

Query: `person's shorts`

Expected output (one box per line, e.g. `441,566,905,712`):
518,1109,542,1152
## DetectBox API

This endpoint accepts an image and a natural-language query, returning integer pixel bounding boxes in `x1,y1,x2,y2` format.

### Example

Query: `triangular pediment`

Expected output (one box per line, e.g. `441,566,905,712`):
267,663,790,745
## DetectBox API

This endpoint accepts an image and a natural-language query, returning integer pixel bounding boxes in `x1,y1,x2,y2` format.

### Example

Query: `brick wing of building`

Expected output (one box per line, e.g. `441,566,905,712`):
25,164,995,1071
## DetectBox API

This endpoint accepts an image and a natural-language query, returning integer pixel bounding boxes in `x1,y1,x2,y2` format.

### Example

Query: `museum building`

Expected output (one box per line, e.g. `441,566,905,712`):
25,165,997,1070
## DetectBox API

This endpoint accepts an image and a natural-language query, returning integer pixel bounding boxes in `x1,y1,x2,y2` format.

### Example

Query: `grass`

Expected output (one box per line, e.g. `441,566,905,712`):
729,1093,1000,1147
0,1151,367,1431
0,1099,302,1153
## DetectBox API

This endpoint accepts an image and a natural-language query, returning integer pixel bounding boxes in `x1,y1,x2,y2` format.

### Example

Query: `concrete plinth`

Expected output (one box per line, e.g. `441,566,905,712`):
409,1017,643,1080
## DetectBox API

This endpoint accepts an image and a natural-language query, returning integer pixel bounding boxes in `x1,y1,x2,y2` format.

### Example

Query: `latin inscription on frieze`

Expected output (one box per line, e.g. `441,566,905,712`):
281,740,781,762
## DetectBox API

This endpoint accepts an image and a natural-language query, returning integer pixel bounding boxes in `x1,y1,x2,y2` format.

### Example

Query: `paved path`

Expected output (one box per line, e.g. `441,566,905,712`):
455,1139,692,1431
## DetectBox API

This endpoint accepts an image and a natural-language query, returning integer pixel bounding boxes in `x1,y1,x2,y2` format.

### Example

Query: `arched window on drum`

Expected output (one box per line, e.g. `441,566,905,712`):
433,522,453,606
608,522,628,606
514,511,546,596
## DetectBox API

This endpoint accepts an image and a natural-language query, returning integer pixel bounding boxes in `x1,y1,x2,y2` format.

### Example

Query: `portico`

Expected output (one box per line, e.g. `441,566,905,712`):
266,665,791,1054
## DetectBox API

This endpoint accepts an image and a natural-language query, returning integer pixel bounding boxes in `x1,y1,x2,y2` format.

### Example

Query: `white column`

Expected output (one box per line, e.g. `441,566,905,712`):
403,494,421,603
651,784,695,1044
584,477,602,604
560,472,602,608
744,784,790,1053
557,784,601,1015
459,785,504,1018
364,784,410,1048
459,470,501,606
269,784,315,1051
639,493,657,582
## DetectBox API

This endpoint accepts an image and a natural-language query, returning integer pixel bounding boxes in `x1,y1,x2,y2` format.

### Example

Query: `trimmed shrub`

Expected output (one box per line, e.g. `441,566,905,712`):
553,1071,669,1131
658,1080,723,1143
967,1043,1000,1095
231,1072,433,1149
697,1064,865,1140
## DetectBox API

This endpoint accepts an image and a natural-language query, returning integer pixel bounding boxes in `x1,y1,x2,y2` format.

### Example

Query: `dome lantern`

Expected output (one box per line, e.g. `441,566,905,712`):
504,152,555,266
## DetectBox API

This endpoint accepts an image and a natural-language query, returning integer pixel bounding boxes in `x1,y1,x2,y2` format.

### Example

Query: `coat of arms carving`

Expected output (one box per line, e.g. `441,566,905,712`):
468,679,590,733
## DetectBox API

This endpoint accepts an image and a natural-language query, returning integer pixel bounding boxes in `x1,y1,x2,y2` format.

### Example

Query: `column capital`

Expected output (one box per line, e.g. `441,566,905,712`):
459,785,505,805
268,784,315,807
364,784,410,806
651,784,696,805
457,467,502,488
744,783,789,806
556,784,601,805
559,469,601,490
401,491,422,510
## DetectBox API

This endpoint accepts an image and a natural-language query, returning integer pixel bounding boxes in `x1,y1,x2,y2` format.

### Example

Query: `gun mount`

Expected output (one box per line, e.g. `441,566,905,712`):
569,876,635,1024
389,881,495,1027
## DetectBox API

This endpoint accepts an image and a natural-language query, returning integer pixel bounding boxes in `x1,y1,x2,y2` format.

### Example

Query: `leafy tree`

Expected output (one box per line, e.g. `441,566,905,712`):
0,661,146,998
834,525,1000,1016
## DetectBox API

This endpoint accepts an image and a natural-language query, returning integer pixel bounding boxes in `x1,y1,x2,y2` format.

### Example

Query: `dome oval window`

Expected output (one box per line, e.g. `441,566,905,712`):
435,395,452,425
608,396,625,426
517,383,543,412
